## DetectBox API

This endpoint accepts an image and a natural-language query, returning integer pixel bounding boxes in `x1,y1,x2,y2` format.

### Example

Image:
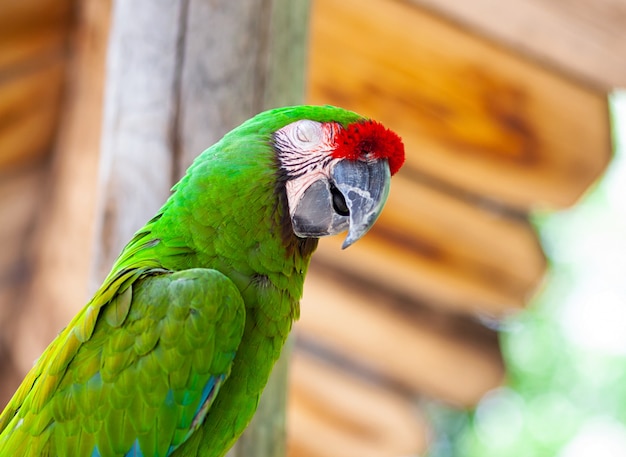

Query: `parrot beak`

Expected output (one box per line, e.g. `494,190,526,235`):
331,159,391,249
288,159,391,248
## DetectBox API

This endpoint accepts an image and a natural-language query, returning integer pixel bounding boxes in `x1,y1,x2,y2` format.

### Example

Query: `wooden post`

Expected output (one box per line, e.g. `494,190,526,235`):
94,0,310,456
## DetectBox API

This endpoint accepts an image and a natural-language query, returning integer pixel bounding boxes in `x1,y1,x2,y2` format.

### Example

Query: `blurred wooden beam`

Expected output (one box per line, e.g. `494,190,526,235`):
0,0,73,145
0,59,65,171
406,0,626,91
308,0,611,210
297,268,504,406
0,27,67,71
0,0,73,37
288,353,427,457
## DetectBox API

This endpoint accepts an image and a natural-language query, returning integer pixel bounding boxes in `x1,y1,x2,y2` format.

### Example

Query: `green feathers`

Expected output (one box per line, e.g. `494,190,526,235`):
0,105,393,457
0,269,244,456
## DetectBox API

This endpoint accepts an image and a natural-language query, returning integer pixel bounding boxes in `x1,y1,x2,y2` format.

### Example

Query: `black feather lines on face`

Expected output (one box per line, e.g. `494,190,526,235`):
270,133,319,259
272,130,333,181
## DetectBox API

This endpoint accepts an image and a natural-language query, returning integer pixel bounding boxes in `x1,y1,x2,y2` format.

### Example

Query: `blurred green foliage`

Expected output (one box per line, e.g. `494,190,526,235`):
427,93,626,457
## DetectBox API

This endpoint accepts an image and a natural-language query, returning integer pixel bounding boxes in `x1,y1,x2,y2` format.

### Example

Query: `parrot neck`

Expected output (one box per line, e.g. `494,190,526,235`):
141,144,319,316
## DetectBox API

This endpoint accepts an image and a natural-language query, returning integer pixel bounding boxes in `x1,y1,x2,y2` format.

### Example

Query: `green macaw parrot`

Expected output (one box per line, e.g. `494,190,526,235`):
0,105,404,456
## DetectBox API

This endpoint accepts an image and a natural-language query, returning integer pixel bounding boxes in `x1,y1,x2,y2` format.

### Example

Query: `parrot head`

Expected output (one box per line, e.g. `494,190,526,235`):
272,112,404,248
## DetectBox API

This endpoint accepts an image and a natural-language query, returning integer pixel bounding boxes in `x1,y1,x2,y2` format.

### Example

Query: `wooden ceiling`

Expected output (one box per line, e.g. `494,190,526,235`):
407,0,626,91
297,0,612,454
0,0,618,456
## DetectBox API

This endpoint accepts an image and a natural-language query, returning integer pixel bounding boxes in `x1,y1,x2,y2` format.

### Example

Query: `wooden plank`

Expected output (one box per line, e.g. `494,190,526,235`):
0,0,72,37
0,58,65,172
308,0,610,210
288,353,426,457
313,174,545,317
406,0,626,91
297,268,504,405
0,28,67,72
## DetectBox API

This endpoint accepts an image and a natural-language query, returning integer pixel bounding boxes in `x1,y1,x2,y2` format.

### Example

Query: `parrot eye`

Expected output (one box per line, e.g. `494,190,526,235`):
274,119,339,182
330,183,349,216
294,120,323,144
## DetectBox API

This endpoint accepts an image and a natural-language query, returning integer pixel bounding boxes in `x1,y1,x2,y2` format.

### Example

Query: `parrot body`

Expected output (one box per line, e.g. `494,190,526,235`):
0,105,404,456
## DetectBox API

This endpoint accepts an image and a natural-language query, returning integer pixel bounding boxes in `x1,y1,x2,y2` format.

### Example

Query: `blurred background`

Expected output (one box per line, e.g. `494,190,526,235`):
0,0,624,456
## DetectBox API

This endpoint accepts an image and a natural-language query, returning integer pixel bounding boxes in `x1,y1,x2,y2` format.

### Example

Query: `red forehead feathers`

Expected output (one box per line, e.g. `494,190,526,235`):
332,120,405,175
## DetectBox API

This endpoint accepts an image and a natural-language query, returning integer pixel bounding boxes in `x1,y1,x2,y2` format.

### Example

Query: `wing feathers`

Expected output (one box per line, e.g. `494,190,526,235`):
0,268,245,456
